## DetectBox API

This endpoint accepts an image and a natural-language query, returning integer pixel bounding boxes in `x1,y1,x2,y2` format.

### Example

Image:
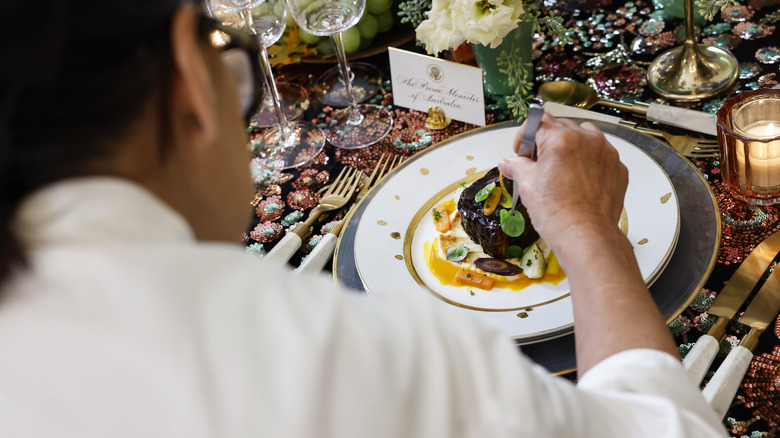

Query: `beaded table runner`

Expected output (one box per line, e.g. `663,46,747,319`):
246,1,780,435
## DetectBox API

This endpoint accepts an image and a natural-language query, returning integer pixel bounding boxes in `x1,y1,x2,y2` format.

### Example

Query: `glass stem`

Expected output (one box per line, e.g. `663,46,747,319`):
261,80,275,108
330,32,364,125
239,8,292,139
258,47,293,140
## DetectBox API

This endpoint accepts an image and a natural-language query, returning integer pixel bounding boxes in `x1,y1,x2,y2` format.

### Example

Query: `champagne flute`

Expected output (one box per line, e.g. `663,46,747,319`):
285,0,392,149
209,0,325,169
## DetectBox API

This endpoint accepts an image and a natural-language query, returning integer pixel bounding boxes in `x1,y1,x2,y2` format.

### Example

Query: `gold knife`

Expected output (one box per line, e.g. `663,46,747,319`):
701,264,780,418
683,230,780,383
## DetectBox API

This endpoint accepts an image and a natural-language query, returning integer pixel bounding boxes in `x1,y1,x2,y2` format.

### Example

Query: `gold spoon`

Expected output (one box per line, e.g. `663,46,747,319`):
538,81,716,136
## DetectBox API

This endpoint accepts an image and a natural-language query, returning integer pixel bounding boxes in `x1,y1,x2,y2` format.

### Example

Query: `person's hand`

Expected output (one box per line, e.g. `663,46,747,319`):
500,115,682,371
497,115,628,252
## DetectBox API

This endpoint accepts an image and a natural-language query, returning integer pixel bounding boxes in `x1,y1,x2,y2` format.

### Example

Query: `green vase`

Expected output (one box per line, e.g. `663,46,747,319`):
652,0,706,25
470,21,534,96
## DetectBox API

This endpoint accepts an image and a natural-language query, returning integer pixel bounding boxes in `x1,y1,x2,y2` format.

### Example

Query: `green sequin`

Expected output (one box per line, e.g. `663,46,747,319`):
306,236,322,251
281,210,304,227
245,243,266,257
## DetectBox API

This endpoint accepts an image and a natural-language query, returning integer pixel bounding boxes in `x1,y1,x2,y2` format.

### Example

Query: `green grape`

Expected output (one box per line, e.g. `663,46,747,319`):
374,9,394,33
317,38,335,55
250,3,272,15
298,28,321,45
366,0,392,14
356,13,378,40
341,27,361,53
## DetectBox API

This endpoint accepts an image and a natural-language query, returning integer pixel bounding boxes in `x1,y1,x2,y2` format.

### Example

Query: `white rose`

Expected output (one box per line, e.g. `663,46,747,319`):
455,0,526,47
415,0,528,53
416,0,467,54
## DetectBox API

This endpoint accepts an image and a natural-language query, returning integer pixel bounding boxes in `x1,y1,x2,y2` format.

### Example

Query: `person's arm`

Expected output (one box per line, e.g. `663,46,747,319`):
497,115,677,376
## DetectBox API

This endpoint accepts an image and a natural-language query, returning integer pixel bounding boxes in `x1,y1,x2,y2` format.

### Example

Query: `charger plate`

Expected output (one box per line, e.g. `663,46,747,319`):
333,121,719,374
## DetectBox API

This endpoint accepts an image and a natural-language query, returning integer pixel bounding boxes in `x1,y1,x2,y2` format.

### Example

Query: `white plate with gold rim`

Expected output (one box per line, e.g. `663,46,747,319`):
352,126,680,344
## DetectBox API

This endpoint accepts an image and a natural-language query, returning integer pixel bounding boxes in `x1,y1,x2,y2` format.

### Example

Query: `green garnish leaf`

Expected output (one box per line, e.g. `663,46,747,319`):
499,188,512,208
505,245,524,259
474,182,496,202
458,181,467,188
432,209,442,222
447,244,470,262
500,209,526,237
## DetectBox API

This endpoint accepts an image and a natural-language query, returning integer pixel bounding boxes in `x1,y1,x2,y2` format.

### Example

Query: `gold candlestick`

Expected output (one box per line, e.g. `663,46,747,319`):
646,0,738,101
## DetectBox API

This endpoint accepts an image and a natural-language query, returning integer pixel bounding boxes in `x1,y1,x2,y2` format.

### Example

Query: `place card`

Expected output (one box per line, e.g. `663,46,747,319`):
388,47,486,126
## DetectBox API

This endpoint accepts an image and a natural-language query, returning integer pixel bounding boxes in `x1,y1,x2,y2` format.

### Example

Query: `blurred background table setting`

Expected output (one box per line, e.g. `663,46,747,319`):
208,0,780,434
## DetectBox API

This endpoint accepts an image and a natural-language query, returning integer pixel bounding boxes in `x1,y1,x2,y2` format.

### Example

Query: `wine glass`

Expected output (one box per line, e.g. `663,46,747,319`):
314,61,382,108
250,77,309,128
208,0,326,170
285,0,392,149
207,1,307,128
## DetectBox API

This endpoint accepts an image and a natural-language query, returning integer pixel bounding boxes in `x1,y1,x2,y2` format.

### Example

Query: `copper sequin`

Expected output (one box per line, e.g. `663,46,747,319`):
741,344,780,427
250,158,294,186
755,46,780,64
733,21,775,40
703,33,741,50
588,64,646,98
721,5,755,22
256,195,285,222
638,18,666,36
287,189,320,210
536,52,586,81
249,221,283,243
759,72,778,87
292,168,330,191
717,181,780,264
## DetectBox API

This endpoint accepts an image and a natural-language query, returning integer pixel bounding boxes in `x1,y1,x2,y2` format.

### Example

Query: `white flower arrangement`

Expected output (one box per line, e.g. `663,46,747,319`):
415,0,530,55
403,0,571,120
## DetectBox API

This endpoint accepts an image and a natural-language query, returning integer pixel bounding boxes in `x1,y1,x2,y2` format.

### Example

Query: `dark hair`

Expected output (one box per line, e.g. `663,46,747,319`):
0,1,189,285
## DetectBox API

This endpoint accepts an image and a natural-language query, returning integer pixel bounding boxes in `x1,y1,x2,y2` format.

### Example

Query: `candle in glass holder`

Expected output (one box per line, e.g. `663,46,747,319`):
718,89,780,205
733,120,780,188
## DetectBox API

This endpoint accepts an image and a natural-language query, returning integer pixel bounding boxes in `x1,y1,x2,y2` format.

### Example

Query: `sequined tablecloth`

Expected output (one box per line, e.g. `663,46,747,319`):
247,1,780,435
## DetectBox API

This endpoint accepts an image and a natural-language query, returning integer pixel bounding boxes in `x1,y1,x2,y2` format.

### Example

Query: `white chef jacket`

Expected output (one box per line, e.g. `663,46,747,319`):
0,178,726,437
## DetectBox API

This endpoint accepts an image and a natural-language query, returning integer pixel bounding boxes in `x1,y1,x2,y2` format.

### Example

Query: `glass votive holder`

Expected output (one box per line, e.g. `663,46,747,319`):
718,88,780,206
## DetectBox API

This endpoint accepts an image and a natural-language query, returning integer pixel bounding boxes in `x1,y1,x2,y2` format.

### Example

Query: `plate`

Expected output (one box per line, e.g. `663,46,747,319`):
350,125,680,344
334,121,719,373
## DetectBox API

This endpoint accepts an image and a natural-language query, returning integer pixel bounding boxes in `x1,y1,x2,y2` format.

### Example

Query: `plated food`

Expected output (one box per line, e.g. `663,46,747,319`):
350,125,680,342
425,167,565,293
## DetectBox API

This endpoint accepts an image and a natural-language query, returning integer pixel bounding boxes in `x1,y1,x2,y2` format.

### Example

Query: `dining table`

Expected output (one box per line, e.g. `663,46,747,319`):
245,0,780,435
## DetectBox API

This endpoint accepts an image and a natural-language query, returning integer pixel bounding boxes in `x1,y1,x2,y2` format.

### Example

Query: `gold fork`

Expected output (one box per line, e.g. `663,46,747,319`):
267,167,361,261
636,127,720,158
295,154,405,274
